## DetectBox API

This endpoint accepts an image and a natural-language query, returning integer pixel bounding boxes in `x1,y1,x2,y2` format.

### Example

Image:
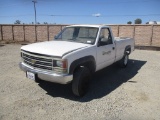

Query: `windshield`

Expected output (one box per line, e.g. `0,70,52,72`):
55,27,98,45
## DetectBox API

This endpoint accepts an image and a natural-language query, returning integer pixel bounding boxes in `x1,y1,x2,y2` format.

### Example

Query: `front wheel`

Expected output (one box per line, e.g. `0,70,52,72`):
72,66,91,97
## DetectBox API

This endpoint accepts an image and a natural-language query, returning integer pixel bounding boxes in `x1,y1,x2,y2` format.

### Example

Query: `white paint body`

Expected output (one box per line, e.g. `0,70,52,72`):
21,25,135,74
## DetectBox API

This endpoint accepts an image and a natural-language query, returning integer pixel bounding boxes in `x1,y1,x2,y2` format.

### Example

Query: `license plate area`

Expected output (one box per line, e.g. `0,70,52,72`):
26,71,35,80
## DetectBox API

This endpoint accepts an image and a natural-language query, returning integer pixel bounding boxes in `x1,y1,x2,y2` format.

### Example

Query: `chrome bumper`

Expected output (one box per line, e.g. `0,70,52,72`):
19,62,73,84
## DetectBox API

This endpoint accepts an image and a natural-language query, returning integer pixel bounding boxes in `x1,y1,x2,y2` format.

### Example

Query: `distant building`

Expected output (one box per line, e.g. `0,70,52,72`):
149,21,157,24
157,22,160,24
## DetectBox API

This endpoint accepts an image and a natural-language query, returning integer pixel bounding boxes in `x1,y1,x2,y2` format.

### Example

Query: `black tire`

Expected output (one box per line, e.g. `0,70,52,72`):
72,66,91,97
118,53,129,68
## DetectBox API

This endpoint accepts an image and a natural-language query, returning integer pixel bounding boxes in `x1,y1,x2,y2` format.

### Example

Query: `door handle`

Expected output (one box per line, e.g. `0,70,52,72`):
112,47,115,50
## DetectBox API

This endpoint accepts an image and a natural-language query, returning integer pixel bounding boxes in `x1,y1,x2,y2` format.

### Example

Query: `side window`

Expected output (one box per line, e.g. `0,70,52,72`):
99,28,112,46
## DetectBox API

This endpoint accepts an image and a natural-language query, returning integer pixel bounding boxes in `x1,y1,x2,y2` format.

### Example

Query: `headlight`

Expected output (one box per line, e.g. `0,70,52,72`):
56,60,67,68
55,60,67,68
53,59,68,73
56,61,63,67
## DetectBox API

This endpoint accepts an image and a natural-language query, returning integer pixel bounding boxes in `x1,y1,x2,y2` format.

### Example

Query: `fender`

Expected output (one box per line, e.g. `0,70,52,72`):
69,56,96,74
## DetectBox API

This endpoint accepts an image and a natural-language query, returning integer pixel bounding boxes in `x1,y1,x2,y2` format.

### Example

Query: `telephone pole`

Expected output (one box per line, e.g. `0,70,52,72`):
32,0,37,24
32,0,37,41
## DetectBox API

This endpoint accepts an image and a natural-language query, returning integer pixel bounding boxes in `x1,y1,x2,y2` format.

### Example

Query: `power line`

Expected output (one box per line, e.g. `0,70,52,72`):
0,14,159,18
49,14,160,17
102,14,160,17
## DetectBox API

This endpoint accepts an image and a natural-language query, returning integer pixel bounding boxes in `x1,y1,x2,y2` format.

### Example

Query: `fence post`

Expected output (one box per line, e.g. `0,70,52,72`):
133,25,136,46
35,25,37,42
47,25,49,41
0,25,3,40
12,25,14,41
117,25,119,37
150,25,153,46
133,25,135,39
23,25,25,42
61,25,63,31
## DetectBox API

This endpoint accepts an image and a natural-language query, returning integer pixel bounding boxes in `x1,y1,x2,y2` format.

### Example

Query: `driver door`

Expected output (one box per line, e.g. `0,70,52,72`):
96,27,116,71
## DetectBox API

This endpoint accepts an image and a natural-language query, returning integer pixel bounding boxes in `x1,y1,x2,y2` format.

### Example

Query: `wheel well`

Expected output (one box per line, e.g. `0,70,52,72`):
73,61,95,74
82,61,95,73
69,56,96,74
125,45,131,55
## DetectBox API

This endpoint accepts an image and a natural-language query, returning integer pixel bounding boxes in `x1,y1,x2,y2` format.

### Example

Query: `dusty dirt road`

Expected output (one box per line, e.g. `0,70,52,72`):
0,44,160,120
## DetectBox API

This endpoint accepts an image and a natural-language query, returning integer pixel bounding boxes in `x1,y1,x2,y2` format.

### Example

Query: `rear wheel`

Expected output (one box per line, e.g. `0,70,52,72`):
118,53,129,68
72,66,91,97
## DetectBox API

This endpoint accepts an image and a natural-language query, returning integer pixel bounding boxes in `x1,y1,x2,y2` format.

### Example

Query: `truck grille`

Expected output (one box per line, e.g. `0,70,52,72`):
21,51,53,71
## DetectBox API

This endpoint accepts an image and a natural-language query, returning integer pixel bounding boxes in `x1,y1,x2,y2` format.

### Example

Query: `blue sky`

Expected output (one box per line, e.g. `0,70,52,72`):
0,0,160,24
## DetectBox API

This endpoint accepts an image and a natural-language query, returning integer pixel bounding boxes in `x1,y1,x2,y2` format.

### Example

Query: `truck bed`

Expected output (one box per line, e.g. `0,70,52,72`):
114,37,132,41
114,37,134,62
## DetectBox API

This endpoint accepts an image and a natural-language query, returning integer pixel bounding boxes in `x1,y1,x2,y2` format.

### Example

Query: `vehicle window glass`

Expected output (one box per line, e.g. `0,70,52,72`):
56,27,98,45
61,28,74,40
78,28,97,38
99,28,112,46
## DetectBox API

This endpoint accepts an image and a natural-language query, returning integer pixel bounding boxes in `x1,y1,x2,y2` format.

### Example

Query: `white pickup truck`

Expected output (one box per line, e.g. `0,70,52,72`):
19,25,134,96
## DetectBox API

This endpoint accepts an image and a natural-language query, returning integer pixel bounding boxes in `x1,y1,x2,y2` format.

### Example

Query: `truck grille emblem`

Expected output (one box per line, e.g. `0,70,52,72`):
31,59,36,65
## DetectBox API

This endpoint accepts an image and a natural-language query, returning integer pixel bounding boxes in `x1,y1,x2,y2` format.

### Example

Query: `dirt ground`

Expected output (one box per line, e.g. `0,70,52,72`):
0,44,160,120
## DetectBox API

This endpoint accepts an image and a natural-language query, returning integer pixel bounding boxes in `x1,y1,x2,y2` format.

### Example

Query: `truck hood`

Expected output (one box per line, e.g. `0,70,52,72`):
21,41,90,57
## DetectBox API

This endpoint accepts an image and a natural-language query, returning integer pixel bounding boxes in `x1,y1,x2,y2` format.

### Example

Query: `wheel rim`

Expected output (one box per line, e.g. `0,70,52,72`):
124,55,128,65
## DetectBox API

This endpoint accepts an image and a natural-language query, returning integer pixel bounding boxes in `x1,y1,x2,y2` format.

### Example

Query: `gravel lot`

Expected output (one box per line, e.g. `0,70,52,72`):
0,44,160,120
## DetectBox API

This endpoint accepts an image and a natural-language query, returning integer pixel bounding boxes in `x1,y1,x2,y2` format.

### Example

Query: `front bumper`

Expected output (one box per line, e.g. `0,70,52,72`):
19,62,73,84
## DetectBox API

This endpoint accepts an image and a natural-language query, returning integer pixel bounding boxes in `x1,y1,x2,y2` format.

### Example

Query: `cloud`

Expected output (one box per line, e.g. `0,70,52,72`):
92,13,101,17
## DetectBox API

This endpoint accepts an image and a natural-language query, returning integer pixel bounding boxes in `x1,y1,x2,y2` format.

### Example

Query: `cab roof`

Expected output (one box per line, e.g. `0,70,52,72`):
67,24,110,28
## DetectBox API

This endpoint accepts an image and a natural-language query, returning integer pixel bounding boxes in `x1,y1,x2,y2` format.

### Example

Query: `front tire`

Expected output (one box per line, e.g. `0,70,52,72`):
72,66,91,97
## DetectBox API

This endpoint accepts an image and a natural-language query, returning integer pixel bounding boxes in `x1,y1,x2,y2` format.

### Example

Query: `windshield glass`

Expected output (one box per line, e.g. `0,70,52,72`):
55,27,98,45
